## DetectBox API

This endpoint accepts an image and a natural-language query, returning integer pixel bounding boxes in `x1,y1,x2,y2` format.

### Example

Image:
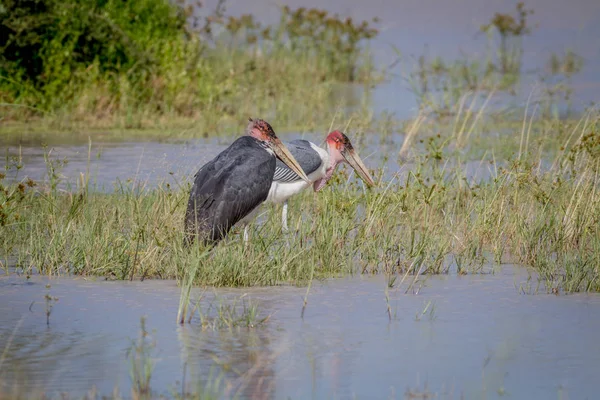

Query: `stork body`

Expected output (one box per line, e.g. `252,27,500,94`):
266,131,375,231
268,140,329,205
184,119,309,246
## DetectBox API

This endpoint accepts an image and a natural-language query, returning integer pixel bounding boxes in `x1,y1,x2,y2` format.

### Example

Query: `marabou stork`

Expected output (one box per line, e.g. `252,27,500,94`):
184,118,310,246
265,130,375,231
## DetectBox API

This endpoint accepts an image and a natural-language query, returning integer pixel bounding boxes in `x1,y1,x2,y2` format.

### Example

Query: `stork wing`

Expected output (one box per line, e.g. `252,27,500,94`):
184,136,274,245
273,140,322,183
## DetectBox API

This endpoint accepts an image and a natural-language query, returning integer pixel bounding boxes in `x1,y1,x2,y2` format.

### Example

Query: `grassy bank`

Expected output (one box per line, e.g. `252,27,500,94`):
2,109,599,293
0,0,379,135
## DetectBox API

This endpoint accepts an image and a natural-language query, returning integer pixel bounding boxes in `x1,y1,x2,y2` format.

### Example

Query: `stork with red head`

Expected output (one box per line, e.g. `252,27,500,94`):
265,130,375,231
184,118,310,246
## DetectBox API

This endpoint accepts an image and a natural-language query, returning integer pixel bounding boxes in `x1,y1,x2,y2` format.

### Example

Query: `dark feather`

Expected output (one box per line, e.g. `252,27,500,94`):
184,136,275,245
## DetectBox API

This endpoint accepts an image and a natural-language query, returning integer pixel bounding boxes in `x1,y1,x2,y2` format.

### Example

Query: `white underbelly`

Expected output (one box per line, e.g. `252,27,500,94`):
267,180,311,204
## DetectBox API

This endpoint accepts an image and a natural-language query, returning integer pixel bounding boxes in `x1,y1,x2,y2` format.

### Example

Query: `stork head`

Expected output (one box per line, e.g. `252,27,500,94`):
315,130,375,191
246,118,310,183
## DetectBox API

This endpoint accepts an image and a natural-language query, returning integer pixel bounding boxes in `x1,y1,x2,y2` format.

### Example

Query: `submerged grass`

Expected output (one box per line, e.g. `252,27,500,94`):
1,108,600,293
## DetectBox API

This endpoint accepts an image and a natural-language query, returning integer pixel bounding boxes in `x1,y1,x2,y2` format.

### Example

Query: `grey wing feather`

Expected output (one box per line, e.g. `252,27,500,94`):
273,166,303,183
273,140,323,183
184,136,274,245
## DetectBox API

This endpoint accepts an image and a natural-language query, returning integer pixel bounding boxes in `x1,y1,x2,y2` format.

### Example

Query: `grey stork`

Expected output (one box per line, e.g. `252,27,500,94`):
184,118,310,246
265,130,375,231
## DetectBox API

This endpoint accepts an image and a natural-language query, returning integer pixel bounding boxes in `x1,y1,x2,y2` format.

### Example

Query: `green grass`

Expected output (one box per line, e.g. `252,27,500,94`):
1,108,599,293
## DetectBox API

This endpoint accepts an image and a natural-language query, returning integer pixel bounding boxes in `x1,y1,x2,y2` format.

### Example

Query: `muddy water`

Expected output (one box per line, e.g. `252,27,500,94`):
1,269,599,399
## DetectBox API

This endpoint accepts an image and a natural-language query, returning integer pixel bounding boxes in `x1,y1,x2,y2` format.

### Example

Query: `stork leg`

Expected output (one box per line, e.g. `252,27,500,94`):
281,201,289,232
243,225,250,248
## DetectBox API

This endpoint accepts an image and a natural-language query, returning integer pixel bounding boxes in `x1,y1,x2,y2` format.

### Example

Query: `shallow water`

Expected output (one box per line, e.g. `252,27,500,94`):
1,268,599,399
2,131,502,192
210,0,600,118
2,139,228,191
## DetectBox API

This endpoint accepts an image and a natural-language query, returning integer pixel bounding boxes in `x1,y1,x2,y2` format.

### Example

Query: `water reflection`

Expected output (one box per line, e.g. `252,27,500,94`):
0,328,116,397
177,326,279,398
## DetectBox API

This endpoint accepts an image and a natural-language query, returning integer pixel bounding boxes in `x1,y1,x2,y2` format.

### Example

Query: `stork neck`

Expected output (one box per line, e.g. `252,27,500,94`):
313,165,336,192
326,142,342,169
313,144,341,192
258,139,275,156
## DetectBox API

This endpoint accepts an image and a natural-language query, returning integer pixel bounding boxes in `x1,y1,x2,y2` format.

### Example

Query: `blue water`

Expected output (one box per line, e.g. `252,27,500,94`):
207,0,600,118
1,269,600,399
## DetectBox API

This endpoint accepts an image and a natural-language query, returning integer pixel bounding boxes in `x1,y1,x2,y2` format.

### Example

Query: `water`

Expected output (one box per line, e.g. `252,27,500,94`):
1,269,599,399
2,131,502,190
207,0,600,118
2,1,600,398
1,139,229,191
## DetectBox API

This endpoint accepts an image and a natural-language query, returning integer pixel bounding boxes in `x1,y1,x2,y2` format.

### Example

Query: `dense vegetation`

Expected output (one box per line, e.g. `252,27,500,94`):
0,0,378,130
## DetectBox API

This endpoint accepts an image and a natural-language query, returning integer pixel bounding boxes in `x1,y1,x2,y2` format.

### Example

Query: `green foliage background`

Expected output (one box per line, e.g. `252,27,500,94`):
0,0,378,129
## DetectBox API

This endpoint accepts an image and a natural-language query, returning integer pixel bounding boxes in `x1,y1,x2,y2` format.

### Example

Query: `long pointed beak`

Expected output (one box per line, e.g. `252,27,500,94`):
271,139,311,183
341,148,375,186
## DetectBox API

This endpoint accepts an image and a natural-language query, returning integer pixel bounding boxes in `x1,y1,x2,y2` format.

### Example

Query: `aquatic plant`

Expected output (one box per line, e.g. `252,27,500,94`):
44,284,59,327
178,260,270,329
540,49,585,118
402,3,582,121
414,300,437,322
193,295,269,331
209,5,378,81
480,2,534,77
127,317,156,399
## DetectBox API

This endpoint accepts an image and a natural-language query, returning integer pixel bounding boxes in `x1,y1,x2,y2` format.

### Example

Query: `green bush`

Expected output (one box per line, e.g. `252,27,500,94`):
0,0,379,128
1,0,192,102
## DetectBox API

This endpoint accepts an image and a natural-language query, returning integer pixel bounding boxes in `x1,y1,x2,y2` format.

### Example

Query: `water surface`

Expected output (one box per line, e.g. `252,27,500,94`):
1,269,599,399
205,0,600,118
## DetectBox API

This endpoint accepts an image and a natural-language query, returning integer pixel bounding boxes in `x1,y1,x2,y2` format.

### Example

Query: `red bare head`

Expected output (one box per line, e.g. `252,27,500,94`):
314,130,375,191
245,118,310,183
246,118,277,142
325,130,353,161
